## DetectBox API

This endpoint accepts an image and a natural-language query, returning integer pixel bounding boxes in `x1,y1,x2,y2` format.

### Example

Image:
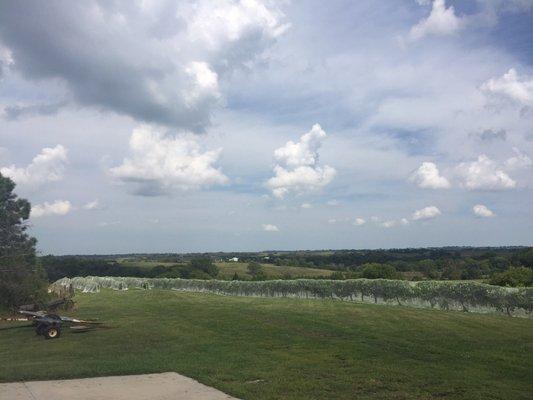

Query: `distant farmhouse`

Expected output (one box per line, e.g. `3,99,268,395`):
228,257,239,262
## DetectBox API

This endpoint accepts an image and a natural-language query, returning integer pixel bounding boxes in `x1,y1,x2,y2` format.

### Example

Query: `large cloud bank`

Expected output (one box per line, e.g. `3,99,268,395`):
0,0,288,131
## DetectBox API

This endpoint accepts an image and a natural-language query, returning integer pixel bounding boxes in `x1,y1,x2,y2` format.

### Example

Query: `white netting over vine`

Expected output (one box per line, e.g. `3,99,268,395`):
51,277,532,317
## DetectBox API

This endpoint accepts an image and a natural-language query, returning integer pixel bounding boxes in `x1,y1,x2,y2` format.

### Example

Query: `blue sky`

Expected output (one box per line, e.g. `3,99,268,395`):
0,0,532,254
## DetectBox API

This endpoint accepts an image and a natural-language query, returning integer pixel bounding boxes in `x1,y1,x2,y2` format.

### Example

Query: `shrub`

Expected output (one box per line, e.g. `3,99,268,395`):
190,258,219,278
489,267,533,287
361,263,398,279
247,262,266,280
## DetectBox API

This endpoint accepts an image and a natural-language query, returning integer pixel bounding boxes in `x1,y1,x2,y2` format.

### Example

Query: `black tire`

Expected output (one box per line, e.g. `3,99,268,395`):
44,325,61,339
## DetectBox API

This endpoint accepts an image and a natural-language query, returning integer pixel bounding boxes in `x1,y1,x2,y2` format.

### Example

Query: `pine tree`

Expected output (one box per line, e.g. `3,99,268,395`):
0,173,47,309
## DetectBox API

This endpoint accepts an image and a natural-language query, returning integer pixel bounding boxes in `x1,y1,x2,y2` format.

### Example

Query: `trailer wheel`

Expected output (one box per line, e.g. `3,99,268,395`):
44,326,61,339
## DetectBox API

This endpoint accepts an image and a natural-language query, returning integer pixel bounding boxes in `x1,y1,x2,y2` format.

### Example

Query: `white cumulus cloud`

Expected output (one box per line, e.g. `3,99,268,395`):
267,124,336,198
262,223,279,232
481,68,533,104
0,145,67,189
456,155,516,190
187,0,289,52
409,162,451,189
31,200,71,218
412,205,441,220
83,200,102,210
505,148,532,171
379,218,409,228
473,204,495,218
409,0,463,41
353,218,366,226
183,61,221,107
110,125,228,196
380,220,397,228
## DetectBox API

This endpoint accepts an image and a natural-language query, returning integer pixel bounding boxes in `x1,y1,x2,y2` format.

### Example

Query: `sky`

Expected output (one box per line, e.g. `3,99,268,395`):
0,0,532,254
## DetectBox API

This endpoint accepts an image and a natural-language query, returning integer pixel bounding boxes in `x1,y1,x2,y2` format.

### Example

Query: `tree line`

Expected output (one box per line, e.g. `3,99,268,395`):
38,253,533,288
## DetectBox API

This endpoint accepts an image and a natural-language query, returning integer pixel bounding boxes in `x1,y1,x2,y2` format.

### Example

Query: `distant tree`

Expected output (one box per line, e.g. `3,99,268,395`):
361,263,398,279
441,266,462,280
247,262,261,276
417,259,439,278
460,259,487,280
0,173,48,309
489,267,533,287
247,262,266,280
157,265,183,279
515,248,533,268
232,272,240,281
487,256,510,273
149,265,171,277
190,258,219,278
441,260,462,280
392,260,411,272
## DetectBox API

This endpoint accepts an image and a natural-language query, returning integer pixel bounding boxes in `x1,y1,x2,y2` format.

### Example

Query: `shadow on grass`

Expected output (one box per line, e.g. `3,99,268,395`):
0,324,33,331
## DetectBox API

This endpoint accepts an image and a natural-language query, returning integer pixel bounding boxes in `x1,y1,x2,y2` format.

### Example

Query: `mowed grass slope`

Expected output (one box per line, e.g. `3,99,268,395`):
1,290,531,400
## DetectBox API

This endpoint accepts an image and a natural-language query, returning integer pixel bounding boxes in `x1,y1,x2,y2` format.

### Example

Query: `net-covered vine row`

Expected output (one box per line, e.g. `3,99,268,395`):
52,276,532,317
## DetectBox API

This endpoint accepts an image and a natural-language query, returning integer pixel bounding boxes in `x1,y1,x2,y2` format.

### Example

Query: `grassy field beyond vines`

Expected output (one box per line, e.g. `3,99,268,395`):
1,290,532,399
213,261,334,279
117,259,334,279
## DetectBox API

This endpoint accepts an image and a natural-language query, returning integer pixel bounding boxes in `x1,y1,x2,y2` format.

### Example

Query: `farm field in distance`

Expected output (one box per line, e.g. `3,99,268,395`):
42,247,533,285
213,261,334,279
117,259,334,279
1,290,531,400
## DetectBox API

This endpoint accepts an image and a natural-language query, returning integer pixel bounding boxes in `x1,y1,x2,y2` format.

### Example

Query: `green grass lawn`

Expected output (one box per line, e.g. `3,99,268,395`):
1,290,531,399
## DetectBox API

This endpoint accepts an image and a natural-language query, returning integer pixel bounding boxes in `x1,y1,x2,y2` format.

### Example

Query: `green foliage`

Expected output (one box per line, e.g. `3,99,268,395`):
441,261,463,280
53,276,533,317
0,173,48,309
189,258,219,278
40,247,533,283
39,256,334,281
489,267,533,288
361,263,398,279
247,262,266,280
330,271,348,280
514,248,533,268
